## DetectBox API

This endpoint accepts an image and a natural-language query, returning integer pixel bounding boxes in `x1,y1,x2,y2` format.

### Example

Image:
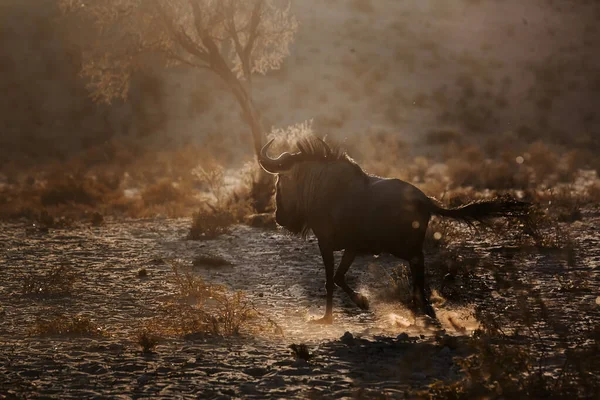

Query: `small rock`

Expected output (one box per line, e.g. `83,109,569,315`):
341,331,354,344
396,333,410,342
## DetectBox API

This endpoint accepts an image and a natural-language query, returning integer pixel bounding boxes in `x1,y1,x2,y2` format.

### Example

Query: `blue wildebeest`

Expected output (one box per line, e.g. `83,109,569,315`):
259,136,529,324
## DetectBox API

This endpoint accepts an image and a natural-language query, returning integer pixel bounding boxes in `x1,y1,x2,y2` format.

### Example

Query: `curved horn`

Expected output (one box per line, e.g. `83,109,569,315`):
258,139,297,174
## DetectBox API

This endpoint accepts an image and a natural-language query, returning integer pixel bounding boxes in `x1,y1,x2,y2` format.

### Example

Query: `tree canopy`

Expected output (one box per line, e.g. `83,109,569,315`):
60,0,298,104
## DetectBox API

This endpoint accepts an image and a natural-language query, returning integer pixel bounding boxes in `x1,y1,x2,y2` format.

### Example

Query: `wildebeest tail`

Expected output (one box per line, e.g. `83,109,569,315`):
429,197,530,224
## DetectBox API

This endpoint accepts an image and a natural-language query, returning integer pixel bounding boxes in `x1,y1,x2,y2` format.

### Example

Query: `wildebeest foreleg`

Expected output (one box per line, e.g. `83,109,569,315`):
409,253,436,319
310,242,335,324
334,250,369,310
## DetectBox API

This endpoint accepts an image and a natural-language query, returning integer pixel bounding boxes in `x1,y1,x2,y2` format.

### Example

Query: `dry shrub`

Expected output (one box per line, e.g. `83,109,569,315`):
0,136,243,222
586,181,600,202
135,330,161,354
187,164,240,240
521,206,576,254
445,146,485,187
34,209,74,230
539,187,584,223
289,343,313,361
22,264,79,296
445,149,531,190
527,141,561,183
32,314,104,336
40,176,99,207
141,180,185,206
426,288,599,399
143,263,258,337
188,158,272,239
188,209,235,240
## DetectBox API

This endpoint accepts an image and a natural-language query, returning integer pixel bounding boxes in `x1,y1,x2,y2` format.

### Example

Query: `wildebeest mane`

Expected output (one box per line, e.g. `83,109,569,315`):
293,136,366,177
276,136,369,238
294,136,346,161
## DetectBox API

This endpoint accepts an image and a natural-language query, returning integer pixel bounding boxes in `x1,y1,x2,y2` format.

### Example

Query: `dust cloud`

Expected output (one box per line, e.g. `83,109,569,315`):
2,0,600,167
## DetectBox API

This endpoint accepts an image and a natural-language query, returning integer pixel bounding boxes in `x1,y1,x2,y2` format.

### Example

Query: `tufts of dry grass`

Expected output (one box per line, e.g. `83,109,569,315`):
188,209,236,240
141,180,185,206
135,330,161,354
188,162,267,240
40,176,99,207
426,292,599,399
140,263,260,338
0,138,244,222
32,314,104,337
22,264,79,297
289,343,313,361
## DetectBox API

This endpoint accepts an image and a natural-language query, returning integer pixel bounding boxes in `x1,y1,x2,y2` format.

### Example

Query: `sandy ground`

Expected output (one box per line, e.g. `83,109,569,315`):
0,214,598,399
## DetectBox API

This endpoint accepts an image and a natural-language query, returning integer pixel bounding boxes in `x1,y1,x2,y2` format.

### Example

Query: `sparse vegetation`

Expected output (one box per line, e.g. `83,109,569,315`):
188,209,236,240
22,264,78,297
425,285,599,399
140,263,258,337
31,314,104,337
135,330,161,354
289,343,313,361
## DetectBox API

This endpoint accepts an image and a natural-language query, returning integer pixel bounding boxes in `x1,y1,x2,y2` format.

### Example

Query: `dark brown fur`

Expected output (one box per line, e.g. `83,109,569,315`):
264,136,529,323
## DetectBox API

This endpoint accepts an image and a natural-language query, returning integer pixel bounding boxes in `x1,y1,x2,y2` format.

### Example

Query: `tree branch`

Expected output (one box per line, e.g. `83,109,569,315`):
155,1,211,64
243,0,264,65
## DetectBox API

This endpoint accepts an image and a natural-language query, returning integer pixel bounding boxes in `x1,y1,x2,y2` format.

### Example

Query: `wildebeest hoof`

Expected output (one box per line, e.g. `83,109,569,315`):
309,315,333,325
353,294,370,310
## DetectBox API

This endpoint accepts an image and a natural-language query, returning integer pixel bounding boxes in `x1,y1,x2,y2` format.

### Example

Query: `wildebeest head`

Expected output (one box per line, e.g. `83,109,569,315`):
259,136,366,236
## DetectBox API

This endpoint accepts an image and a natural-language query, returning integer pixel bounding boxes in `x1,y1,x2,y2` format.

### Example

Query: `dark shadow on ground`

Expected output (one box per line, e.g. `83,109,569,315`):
309,333,472,397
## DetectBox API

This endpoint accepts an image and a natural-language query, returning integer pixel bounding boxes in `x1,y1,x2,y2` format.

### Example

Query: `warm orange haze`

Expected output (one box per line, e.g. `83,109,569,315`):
0,0,599,398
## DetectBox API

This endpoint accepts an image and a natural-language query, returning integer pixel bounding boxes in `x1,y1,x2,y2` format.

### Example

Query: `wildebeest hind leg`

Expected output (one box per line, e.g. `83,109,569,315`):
409,252,436,319
334,250,369,310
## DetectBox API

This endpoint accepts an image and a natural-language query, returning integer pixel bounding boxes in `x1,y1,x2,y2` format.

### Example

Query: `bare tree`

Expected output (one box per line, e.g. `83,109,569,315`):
59,0,298,156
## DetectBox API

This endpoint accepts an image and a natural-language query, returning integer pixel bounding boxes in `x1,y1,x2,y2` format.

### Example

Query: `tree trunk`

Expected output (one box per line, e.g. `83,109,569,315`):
230,80,264,157
212,64,273,212
226,76,274,213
